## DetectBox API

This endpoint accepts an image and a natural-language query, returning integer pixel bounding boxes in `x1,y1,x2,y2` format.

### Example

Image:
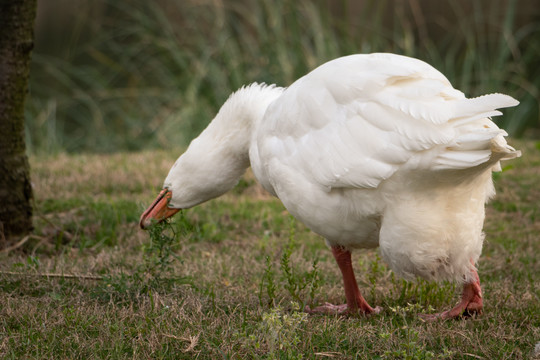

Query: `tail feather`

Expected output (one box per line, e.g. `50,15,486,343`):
433,93,520,171
454,93,519,118
490,136,521,171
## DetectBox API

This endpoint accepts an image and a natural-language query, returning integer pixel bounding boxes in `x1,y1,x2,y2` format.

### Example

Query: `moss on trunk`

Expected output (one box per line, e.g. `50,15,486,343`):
0,0,37,243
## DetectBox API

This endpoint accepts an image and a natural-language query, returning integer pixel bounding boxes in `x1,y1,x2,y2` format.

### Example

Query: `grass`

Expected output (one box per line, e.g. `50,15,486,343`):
0,139,538,359
26,0,540,153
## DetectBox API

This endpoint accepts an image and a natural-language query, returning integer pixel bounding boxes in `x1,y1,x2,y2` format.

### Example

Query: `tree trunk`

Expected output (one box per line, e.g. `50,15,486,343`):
0,0,37,245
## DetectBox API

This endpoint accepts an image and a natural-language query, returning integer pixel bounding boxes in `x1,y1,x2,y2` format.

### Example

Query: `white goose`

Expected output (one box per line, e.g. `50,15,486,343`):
140,53,520,319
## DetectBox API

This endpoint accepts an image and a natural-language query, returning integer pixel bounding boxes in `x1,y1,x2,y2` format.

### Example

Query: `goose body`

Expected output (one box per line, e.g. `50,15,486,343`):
140,53,520,318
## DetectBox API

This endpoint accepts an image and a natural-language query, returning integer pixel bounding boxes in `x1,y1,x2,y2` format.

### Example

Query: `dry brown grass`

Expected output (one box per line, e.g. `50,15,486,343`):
0,140,538,359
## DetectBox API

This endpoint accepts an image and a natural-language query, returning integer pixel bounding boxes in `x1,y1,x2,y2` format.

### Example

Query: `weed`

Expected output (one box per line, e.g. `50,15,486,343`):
258,217,322,309
96,220,190,304
260,255,278,307
244,303,308,359
368,253,385,303
389,273,456,311
279,218,301,302
141,221,181,278
378,304,454,360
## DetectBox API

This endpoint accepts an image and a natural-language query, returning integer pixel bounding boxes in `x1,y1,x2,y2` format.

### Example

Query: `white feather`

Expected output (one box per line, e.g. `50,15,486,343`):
163,53,520,284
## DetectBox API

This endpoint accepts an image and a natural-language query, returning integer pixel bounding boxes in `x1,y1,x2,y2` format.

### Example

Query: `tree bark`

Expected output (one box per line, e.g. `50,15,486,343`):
0,0,37,244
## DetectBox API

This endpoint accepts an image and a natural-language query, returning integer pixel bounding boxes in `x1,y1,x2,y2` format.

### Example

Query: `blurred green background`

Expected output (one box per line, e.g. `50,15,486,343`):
26,0,540,154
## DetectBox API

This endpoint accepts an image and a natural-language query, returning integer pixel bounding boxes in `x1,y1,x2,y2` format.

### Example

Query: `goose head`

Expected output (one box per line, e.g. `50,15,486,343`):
139,83,284,229
138,128,251,229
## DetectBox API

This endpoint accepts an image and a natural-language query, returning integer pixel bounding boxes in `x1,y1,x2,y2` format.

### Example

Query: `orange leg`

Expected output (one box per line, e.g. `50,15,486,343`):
422,268,483,320
306,246,381,315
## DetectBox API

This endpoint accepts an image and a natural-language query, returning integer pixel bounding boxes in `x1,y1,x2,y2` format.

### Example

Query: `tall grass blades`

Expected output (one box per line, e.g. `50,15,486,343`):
26,0,539,153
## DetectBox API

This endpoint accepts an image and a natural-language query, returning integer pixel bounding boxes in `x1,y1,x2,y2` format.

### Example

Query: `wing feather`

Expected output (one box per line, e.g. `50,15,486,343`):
259,53,518,190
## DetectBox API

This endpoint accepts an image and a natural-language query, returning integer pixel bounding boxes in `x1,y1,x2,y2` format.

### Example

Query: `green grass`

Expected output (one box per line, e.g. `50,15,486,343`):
0,139,538,359
26,0,540,154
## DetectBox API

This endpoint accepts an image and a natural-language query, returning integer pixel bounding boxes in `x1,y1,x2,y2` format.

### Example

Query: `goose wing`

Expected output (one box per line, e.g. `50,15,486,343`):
259,53,518,190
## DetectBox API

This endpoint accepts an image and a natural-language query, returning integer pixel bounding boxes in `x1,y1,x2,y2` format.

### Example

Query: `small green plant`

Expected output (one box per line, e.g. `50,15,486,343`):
281,218,322,308
99,219,186,302
246,303,308,359
259,217,322,308
142,220,181,277
379,304,454,360
368,253,385,303
279,218,301,301
390,275,456,310
260,255,278,307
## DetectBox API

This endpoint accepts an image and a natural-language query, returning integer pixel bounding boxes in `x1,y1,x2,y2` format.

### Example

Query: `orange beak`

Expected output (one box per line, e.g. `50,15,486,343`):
139,189,180,229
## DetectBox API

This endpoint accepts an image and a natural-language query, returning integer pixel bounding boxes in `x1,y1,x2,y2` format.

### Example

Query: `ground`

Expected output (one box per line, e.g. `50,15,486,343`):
0,140,538,359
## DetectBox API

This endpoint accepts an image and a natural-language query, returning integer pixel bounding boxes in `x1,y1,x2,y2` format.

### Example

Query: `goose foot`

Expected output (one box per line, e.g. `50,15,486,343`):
306,245,381,316
420,271,483,321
